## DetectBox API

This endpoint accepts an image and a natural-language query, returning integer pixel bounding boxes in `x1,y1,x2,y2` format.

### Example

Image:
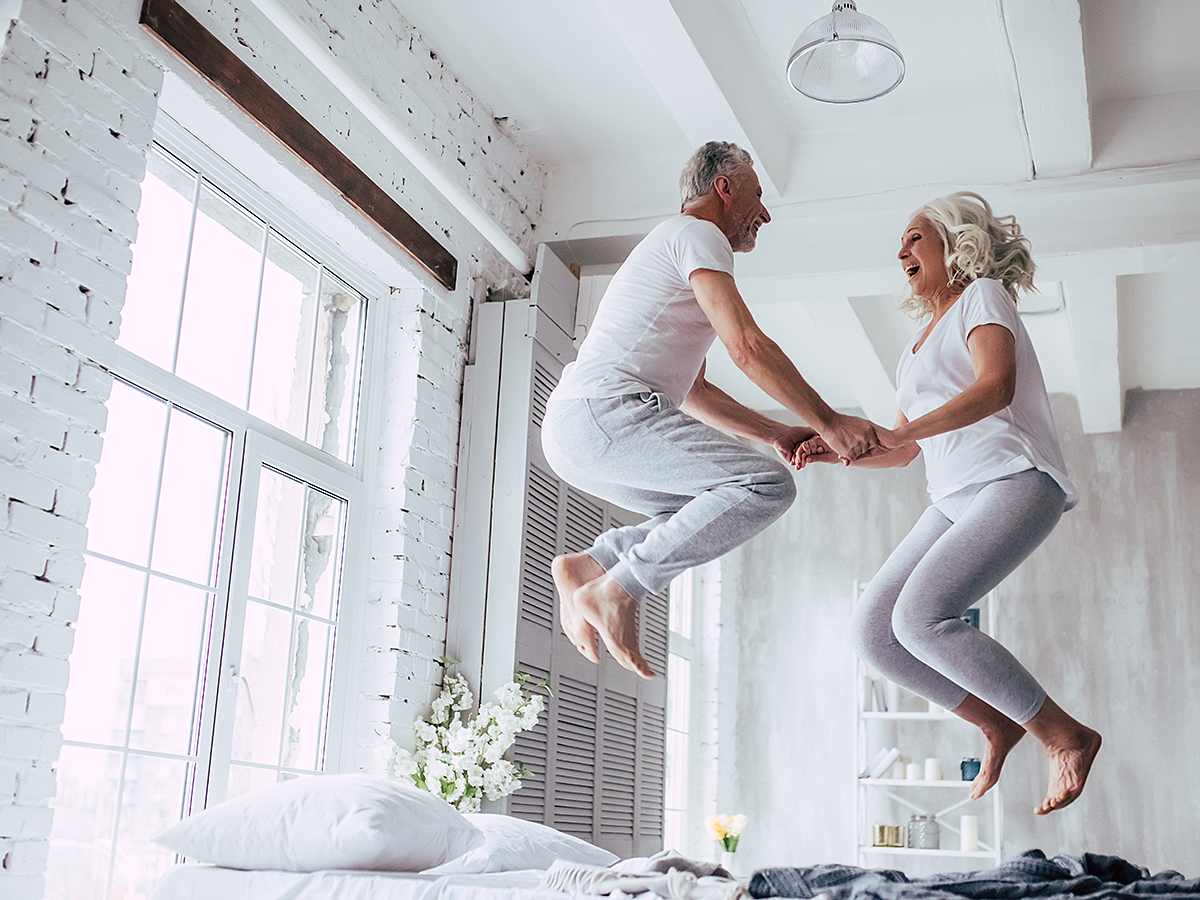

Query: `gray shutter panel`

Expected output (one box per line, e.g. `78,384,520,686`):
450,244,668,857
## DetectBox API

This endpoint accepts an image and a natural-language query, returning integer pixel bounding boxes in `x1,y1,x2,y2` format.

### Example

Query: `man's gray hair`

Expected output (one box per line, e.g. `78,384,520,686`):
679,142,754,209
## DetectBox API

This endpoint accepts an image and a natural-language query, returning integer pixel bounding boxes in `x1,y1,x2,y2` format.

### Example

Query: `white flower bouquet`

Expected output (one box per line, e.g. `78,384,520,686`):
380,667,546,812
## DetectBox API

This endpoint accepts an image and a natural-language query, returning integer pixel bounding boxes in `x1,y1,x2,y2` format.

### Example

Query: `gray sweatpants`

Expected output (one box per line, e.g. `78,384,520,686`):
541,392,796,601
851,468,1066,724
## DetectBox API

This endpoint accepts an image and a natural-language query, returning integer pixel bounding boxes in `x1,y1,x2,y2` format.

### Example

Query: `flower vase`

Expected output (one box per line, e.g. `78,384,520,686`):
721,850,736,876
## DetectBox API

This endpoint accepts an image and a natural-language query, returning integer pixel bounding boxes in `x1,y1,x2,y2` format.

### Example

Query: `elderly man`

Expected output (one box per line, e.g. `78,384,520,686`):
541,141,879,678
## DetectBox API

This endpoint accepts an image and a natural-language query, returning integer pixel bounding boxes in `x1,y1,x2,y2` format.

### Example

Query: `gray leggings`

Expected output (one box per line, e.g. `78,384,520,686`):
851,468,1066,725
541,392,796,601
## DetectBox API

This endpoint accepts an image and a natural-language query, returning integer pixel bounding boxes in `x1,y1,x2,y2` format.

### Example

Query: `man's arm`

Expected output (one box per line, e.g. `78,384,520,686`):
681,362,817,464
689,268,879,459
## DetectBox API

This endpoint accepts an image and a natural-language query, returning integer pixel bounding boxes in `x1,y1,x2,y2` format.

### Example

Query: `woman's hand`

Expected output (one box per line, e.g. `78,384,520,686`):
771,425,820,466
792,435,844,468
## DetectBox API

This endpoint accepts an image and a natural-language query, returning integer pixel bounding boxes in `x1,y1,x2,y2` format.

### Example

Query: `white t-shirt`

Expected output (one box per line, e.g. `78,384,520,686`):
553,216,734,408
895,278,1078,509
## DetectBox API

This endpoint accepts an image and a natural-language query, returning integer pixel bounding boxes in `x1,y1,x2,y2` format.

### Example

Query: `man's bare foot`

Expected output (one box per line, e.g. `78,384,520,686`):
551,553,604,663
573,573,656,679
970,715,1026,800
1024,696,1102,815
951,693,1026,800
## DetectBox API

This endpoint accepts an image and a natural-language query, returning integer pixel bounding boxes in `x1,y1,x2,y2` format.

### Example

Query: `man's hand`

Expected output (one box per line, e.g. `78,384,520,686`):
770,425,819,466
820,413,881,461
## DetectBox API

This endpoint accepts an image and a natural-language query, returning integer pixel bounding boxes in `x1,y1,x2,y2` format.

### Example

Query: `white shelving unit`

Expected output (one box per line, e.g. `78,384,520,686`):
852,581,1003,872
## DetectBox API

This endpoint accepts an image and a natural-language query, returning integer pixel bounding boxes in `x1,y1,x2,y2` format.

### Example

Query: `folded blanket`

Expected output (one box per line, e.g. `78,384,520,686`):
539,857,748,900
749,850,1198,900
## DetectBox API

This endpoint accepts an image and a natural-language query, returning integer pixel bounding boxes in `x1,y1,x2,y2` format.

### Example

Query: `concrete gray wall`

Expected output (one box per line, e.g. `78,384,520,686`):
718,389,1200,876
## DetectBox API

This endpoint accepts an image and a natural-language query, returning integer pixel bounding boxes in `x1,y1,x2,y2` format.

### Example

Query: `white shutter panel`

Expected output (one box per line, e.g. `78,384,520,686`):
448,245,667,856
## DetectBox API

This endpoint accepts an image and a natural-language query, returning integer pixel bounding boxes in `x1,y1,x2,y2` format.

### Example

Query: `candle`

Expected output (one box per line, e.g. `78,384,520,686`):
924,757,943,781
960,815,979,851
906,762,922,780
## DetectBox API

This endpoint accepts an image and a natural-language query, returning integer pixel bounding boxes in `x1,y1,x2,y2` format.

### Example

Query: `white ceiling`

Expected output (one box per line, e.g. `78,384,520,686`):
389,0,1200,431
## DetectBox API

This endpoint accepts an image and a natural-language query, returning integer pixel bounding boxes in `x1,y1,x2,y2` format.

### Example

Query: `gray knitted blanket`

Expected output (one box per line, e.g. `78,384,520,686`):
749,850,1196,900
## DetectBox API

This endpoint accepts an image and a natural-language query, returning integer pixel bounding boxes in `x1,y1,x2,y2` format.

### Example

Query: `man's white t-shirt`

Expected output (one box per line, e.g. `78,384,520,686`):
895,278,1078,509
553,216,734,408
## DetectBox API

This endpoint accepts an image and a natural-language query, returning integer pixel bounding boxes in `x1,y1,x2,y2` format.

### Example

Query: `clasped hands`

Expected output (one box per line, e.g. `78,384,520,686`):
771,416,904,470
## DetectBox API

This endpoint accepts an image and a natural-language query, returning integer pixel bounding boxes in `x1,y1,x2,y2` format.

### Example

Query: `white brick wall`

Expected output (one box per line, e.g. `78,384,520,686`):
185,0,545,293
0,0,544,894
0,2,161,897
359,286,471,766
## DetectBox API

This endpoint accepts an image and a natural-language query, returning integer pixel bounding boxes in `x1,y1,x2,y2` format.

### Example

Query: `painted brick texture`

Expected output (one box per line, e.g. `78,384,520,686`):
0,3,161,897
187,0,545,293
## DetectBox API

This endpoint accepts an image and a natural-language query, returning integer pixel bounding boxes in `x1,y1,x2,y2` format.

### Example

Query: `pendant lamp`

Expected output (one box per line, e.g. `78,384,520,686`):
786,1,904,103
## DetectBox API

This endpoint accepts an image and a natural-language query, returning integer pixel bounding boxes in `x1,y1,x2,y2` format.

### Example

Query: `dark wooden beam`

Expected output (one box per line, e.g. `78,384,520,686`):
140,0,457,291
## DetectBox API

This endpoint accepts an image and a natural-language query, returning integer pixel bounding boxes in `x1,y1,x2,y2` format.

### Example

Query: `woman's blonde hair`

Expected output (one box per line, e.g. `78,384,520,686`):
901,191,1036,316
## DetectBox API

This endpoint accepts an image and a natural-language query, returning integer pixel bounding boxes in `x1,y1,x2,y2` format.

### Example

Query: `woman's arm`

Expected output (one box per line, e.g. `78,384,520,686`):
888,323,1017,446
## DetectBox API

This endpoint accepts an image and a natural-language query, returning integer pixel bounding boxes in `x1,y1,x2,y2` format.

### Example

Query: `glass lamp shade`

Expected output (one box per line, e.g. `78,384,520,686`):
786,1,904,103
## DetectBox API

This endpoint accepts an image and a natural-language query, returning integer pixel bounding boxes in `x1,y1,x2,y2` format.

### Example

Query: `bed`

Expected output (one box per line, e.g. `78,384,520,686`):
148,775,740,900
148,776,1200,900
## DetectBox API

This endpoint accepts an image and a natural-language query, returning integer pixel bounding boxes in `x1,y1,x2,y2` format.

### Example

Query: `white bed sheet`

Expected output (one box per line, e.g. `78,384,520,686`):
150,865,590,900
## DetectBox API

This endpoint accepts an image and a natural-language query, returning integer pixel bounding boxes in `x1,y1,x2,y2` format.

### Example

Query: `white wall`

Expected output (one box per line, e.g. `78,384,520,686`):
715,390,1200,876
0,1,545,896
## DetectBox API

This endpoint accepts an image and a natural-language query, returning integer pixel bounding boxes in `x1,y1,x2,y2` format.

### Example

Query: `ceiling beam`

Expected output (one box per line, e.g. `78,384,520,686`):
1064,276,1124,433
800,297,898,425
594,0,790,196
1000,0,1092,178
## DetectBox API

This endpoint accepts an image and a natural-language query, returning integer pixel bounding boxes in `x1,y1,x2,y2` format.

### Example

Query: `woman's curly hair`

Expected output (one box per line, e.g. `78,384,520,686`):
901,192,1036,316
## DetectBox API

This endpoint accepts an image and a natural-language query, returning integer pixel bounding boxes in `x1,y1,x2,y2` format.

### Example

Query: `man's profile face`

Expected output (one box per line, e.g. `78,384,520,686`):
727,167,771,252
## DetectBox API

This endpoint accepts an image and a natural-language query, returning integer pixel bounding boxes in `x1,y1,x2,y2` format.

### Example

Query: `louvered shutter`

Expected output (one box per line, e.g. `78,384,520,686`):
448,245,667,858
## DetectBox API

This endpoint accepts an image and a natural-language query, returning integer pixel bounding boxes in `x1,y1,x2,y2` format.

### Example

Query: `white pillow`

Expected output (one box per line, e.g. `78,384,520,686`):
154,775,482,872
424,813,618,873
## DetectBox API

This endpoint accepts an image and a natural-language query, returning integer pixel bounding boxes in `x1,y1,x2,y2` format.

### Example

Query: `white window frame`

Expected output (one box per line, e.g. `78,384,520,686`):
101,116,389,803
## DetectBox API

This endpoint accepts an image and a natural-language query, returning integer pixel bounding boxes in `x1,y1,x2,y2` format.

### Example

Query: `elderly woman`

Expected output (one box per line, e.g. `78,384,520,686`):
799,192,1100,815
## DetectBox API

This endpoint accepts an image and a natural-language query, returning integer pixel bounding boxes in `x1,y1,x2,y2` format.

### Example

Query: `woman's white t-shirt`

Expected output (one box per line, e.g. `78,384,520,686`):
553,216,734,408
895,278,1078,509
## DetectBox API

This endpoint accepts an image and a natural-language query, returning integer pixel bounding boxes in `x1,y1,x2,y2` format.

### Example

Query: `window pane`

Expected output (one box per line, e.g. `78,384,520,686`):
248,468,303,606
667,654,690,732
225,764,287,802
149,407,228,585
46,746,122,900
128,577,211,755
233,467,346,774
299,487,343,621
231,600,291,767
248,232,319,440
306,270,365,461
120,150,195,370
61,558,145,745
115,755,189,893
175,182,264,407
281,617,334,771
669,570,692,639
85,381,168,566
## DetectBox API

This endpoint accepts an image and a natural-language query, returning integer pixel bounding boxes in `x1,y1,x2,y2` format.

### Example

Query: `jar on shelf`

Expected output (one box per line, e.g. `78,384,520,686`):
907,814,939,849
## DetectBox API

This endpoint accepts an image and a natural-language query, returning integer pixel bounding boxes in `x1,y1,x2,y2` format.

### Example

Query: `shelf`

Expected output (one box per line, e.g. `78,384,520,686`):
859,846,998,859
860,778,975,788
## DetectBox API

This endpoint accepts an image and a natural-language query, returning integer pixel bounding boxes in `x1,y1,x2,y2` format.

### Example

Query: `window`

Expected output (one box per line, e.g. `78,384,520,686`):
46,133,378,900
664,568,695,852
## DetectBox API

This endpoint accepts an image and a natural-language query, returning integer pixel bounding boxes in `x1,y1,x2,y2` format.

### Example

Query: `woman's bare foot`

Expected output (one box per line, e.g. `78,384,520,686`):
950,693,1026,800
1024,697,1102,815
971,715,1026,800
573,573,656,679
550,553,604,663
